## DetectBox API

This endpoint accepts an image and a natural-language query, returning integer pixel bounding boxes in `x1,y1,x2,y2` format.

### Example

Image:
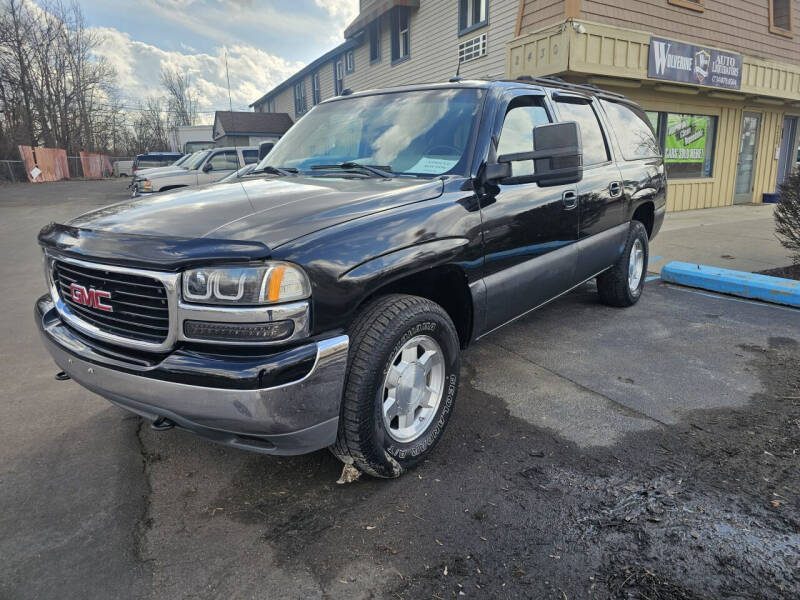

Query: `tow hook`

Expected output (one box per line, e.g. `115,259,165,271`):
151,416,175,431
55,371,70,381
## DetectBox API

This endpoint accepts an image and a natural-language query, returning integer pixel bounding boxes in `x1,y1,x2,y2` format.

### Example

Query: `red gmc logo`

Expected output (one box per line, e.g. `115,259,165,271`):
69,283,113,312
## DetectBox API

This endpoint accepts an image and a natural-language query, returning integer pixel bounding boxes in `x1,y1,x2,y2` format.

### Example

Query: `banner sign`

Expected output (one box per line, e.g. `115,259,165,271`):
648,37,742,90
664,115,709,163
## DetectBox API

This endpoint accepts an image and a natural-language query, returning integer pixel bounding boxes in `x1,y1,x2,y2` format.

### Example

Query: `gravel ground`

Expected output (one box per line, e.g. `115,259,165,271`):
1,180,798,599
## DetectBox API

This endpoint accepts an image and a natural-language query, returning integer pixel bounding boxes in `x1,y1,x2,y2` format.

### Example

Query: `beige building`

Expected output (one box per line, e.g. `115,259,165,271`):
252,0,800,212
251,0,521,117
510,0,800,211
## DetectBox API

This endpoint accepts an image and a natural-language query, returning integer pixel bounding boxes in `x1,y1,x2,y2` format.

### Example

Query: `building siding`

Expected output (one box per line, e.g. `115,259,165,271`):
519,0,567,33
344,0,520,91
580,0,799,65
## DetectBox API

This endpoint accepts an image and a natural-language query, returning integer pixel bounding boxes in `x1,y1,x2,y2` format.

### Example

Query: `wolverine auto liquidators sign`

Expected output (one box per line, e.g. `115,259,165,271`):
648,37,742,90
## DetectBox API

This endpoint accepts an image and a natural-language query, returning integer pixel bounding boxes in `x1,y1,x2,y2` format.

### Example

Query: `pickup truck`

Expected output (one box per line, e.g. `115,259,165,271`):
131,146,260,196
36,79,665,478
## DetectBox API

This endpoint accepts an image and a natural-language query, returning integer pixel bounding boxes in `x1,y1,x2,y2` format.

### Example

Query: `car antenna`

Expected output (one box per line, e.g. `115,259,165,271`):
449,56,462,83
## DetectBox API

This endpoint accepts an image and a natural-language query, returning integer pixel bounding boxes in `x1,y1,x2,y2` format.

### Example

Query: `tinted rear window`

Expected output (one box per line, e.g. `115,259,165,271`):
600,100,661,160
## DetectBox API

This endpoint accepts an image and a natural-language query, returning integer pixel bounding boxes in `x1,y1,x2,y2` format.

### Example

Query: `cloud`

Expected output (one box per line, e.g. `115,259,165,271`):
92,27,304,121
314,0,358,40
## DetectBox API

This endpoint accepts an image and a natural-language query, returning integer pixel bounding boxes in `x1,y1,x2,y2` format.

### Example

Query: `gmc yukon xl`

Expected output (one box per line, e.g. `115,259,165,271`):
36,79,666,478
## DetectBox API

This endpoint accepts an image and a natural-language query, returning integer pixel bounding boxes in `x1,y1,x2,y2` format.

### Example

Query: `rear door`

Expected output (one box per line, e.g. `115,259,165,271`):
480,90,581,333
552,92,625,282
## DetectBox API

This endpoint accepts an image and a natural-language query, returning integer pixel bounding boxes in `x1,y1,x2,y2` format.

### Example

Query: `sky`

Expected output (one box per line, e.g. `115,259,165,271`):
76,0,359,120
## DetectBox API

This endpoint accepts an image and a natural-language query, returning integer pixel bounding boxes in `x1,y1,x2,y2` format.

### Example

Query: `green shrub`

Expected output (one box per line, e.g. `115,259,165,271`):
775,168,800,264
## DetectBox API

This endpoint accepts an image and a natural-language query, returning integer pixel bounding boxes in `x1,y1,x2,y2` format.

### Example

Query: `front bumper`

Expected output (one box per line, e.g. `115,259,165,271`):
35,295,348,455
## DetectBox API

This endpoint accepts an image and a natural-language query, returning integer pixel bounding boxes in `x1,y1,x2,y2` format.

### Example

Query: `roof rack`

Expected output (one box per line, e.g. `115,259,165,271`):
512,75,626,99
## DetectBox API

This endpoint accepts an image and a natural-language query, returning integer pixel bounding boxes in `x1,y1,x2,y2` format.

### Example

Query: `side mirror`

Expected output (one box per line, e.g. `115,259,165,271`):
202,162,213,173
487,121,583,187
258,142,274,161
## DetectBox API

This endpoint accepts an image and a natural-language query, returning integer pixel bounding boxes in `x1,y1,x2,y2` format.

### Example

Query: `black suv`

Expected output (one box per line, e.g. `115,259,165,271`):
36,79,666,478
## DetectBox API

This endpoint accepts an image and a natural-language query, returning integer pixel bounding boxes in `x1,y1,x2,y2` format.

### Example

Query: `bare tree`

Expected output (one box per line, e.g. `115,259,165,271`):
160,66,197,128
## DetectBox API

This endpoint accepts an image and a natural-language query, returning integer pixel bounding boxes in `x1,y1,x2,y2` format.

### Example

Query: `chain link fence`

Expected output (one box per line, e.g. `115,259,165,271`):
1,156,134,183
0,160,28,183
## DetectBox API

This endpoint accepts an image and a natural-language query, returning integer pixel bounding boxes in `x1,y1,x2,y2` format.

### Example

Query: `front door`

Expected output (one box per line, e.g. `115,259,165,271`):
480,93,580,333
733,112,761,204
200,150,239,184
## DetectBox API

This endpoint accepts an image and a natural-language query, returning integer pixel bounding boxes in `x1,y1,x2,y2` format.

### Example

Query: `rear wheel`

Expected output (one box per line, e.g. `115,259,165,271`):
331,294,460,478
597,220,649,307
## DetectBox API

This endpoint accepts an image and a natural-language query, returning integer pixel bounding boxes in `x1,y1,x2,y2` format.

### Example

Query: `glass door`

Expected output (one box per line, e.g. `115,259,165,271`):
733,112,761,204
776,116,799,189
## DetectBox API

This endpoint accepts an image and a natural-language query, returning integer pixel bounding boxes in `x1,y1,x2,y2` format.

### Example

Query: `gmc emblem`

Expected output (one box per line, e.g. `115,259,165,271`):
69,283,113,312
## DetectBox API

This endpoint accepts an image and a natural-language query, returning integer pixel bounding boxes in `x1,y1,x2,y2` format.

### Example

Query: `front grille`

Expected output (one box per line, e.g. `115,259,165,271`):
52,260,170,344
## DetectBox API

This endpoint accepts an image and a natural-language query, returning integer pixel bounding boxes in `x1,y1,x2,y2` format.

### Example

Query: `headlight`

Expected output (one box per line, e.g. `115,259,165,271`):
139,180,152,191
182,263,311,305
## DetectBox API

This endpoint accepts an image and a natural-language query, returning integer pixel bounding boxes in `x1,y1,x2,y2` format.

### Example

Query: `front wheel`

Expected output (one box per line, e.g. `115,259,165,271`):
596,220,649,307
331,294,461,478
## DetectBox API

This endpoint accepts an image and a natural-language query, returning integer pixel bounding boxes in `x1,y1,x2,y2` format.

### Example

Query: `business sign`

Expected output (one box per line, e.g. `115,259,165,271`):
664,114,709,163
648,37,742,90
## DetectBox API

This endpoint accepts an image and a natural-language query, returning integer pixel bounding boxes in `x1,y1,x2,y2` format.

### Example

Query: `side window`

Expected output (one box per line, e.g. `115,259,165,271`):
497,99,550,177
208,151,238,171
242,149,259,164
601,100,660,160
554,99,609,166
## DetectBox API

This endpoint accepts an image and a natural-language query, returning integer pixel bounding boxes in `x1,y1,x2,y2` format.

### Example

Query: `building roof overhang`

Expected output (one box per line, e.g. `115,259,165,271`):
343,0,419,38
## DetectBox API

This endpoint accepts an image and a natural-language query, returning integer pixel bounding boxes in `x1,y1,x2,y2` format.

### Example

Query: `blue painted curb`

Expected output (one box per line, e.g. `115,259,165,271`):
661,261,800,308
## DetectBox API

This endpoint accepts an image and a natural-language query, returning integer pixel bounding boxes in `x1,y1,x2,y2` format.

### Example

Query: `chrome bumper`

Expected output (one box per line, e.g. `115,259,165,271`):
36,296,348,455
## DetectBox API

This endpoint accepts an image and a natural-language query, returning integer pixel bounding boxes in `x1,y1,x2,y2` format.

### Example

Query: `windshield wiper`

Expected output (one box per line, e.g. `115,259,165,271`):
249,165,297,176
310,162,393,178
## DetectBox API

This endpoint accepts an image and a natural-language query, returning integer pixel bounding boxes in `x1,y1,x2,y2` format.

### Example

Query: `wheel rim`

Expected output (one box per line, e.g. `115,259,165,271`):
381,334,445,443
628,238,644,293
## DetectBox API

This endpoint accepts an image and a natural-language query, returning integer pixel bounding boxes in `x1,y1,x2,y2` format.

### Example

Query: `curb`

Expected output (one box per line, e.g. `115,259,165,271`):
660,261,800,308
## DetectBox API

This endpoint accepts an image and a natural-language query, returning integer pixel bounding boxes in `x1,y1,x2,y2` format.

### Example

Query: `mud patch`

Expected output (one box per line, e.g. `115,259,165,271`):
148,337,800,599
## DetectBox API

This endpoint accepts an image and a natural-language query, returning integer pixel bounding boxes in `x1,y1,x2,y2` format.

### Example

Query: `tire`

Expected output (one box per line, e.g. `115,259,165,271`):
596,220,649,307
331,294,461,478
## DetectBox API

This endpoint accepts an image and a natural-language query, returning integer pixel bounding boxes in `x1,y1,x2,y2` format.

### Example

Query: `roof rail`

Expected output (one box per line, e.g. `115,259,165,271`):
512,75,626,99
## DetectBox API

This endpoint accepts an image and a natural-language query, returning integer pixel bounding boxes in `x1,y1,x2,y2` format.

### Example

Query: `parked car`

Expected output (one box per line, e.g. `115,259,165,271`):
35,79,665,478
127,151,201,190
112,160,133,177
132,152,183,175
131,146,259,196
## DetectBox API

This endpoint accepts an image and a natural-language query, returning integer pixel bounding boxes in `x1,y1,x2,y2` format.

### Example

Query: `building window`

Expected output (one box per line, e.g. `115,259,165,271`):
311,72,321,105
648,112,718,179
334,59,344,95
369,21,381,63
667,0,704,12
293,81,306,117
345,50,355,73
458,33,487,63
391,7,410,63
459,0,488,35
769,0,793,35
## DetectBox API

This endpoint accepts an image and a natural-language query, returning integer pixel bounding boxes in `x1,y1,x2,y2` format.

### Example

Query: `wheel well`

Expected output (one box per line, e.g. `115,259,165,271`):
159,185,187,192
359,266,473,348
632,202,654,238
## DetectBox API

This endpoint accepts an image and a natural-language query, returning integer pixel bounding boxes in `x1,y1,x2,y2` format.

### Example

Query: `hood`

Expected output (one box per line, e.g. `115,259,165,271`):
135,165,186,177
139,168,193,180
67,175,444,249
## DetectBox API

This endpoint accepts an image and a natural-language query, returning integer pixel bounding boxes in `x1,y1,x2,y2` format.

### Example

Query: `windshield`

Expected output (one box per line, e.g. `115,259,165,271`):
256,88,484,176
185,150,211,170
173,153,192,167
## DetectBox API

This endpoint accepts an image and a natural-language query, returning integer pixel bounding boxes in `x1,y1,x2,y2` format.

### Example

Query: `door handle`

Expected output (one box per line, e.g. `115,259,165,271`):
562,190,578,210
609,181,622,197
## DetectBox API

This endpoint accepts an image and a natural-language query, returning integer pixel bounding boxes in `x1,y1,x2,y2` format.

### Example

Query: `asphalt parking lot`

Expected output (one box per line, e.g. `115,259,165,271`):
1,179,799,599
